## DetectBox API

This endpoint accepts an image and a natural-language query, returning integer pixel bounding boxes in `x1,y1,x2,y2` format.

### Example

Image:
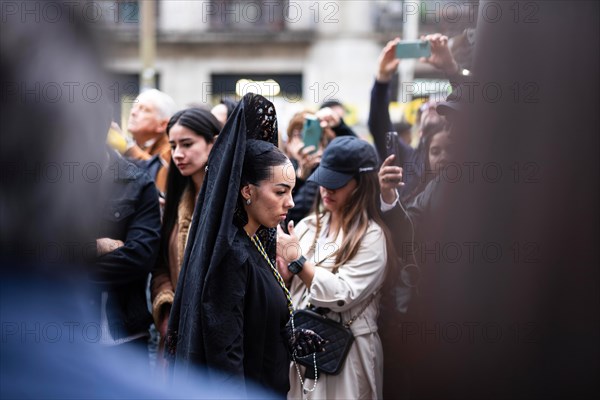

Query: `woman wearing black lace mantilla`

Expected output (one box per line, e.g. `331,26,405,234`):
165,94,324,398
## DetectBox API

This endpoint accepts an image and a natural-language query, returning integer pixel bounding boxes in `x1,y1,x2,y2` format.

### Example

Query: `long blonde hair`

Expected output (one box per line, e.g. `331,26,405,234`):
310,172,396,273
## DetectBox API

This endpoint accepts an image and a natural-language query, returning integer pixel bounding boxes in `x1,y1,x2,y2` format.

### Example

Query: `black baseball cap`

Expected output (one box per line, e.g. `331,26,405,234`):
436,84,468,117
307,136,378,190
319,99,345,110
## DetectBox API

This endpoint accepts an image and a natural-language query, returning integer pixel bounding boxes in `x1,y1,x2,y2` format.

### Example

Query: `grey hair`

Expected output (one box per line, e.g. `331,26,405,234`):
137,89,177,120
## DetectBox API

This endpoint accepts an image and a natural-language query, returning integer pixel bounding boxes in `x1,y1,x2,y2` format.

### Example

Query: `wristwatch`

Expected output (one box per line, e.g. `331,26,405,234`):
287,255,306,275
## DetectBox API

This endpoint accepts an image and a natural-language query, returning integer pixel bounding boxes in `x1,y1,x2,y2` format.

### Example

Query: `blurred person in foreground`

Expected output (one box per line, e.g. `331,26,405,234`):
93,141,161,364
376,114,453,399
376,2,600,399
0,3,275,399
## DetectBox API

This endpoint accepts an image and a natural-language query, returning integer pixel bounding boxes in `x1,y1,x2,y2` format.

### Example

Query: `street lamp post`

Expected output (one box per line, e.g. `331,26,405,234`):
399,0,420,103
139,0,157,90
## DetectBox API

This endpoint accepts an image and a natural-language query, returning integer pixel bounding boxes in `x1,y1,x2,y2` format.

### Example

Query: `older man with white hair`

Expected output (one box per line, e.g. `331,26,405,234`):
123,89,177,195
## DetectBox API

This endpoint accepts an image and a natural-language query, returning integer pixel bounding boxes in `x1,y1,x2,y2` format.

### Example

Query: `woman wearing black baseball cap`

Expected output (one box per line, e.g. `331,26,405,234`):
278,136,396,399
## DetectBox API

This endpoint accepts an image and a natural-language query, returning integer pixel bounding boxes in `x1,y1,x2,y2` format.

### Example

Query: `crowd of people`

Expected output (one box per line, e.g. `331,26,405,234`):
91,32,467,400
3,2,598,399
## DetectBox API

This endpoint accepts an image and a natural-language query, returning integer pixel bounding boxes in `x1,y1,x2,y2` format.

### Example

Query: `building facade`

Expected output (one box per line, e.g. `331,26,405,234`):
102,0,475,134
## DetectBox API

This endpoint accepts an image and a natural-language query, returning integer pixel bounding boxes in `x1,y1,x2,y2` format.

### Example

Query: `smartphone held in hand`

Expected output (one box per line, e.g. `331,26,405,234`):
385,132,402,167
301,115,322,153
395,40,431,59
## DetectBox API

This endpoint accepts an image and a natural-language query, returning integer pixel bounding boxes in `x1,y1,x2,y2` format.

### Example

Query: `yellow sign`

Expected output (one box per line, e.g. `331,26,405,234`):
390,98,427,126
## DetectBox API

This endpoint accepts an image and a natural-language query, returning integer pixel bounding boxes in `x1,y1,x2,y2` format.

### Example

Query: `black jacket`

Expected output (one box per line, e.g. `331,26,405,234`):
368,80,424,199
173,224,290,396
167,94,288,398
92,149,161,341
368,73,466,200
380,178,443,317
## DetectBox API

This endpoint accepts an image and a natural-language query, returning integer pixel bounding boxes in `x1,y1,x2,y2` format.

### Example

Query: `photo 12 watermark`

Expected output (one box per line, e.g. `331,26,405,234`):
200,1,340,25
396,320,538,345
402,161,542,186
0,1,138,24
0,160,142,185
2,320,145,345
399,240,542,265
400,81,540,104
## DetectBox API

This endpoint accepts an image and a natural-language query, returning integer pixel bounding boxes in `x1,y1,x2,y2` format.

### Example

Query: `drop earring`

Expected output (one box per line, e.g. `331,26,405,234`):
246,198,251,206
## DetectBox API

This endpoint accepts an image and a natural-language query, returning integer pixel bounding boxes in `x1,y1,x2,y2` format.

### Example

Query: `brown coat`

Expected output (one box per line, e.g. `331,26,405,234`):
125,134,171,194
150,186,195,327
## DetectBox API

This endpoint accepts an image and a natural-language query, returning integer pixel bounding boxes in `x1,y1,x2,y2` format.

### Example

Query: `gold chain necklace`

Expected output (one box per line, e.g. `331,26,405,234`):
246,231,319,395
247,232,294,316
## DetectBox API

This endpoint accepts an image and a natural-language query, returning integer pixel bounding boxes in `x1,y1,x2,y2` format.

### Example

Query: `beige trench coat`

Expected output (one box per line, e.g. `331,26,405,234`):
287,214,387,400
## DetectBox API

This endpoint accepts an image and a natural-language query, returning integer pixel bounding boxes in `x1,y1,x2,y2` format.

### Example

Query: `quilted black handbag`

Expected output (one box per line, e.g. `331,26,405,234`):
293,308,354,376
292,293,376,377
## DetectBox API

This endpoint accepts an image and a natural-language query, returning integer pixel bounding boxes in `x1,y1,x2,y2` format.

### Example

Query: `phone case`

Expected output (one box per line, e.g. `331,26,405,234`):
395,40,431,59
302,117,322,152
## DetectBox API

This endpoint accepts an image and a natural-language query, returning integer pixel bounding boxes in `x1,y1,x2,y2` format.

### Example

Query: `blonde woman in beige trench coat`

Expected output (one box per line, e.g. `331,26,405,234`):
277,136,395,400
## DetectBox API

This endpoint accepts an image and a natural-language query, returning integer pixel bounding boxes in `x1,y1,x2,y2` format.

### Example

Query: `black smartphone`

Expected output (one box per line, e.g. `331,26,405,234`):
385,131,401,167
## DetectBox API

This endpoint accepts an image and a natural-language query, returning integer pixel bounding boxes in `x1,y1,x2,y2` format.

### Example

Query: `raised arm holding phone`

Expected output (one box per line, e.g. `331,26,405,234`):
369,33,461,204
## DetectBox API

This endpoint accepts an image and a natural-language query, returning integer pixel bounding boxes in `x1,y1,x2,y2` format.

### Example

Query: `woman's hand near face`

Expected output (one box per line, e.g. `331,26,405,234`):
276,221,302,263
277,221,315,288
276,255,293,286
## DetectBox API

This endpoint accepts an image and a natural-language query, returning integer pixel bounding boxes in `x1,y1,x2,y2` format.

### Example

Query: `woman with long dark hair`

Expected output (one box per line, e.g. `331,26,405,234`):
166,94,325,398
151,108,221,349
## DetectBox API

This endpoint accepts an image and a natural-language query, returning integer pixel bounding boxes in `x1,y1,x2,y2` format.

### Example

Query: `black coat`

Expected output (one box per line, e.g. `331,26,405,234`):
167,94,289,398
185,224,290,395
93,149,161,340
368,80,423,199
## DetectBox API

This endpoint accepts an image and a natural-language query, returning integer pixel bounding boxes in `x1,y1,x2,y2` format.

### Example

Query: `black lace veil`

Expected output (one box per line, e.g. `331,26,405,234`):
165,93,279,374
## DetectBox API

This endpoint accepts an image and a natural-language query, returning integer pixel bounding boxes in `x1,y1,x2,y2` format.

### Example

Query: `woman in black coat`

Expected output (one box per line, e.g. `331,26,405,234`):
166,94,297,398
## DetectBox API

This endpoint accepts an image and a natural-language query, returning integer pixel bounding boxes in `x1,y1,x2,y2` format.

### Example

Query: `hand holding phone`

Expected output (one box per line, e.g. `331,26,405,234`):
379,134,404,202
395,40,431,59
